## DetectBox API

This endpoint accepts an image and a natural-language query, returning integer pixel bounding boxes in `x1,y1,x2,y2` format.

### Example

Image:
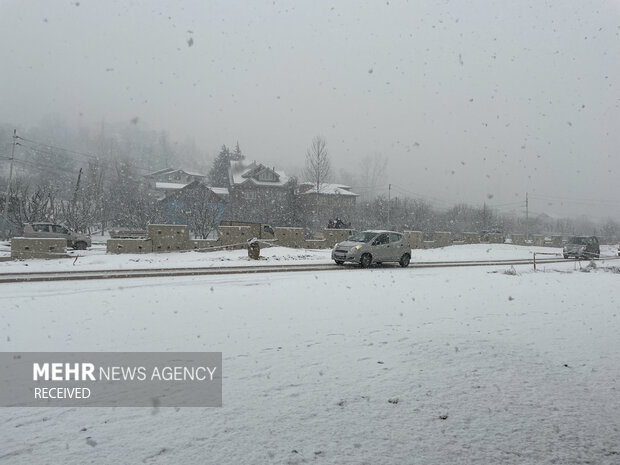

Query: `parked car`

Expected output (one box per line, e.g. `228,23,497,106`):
20,222,91,250
332,230,411,268
563,236,599,259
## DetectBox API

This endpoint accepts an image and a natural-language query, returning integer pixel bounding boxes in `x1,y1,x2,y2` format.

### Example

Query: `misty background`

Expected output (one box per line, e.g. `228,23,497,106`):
1,0,619,232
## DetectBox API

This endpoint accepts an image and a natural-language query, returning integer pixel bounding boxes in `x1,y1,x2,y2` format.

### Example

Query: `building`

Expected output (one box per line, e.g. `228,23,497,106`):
298,182,358,229
227,161,295,225
158,181,228,237
144,168,208,199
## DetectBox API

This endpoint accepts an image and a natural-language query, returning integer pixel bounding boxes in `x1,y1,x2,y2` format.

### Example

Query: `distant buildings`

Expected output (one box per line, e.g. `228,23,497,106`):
143,161,358,230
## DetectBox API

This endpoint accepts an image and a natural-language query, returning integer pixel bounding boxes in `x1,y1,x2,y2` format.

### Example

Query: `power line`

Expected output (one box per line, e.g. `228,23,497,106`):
17,135,101,160
530,194,620,207
15,137,156,174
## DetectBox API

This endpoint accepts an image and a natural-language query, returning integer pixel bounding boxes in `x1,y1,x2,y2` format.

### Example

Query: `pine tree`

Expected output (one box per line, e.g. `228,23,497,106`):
231,142,245,161
208,145,232,187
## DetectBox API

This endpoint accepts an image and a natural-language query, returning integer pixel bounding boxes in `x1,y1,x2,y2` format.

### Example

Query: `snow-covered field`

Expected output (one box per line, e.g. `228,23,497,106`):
1,245,620,464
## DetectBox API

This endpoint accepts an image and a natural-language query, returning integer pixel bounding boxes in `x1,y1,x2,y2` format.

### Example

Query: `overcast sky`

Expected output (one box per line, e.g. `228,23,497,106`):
1,0,618,219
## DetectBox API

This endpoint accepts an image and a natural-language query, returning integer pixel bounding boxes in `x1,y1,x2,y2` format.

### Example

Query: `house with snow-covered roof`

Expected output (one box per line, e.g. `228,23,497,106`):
298,182,358,228
144,168,207,188
227,161,295,224
144,168,209,199
158,180,228,228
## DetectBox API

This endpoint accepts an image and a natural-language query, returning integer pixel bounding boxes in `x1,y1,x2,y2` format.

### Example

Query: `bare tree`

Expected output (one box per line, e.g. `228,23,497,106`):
7,179,57,226
303,136,331,229
303,136,331,193
180,185,223,239
358,153,388,202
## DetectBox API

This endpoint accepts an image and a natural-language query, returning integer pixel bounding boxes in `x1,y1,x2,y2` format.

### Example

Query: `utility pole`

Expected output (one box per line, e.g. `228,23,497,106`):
2,129,17,238
73,168,83,203
387,183,391,226
525,192,529,241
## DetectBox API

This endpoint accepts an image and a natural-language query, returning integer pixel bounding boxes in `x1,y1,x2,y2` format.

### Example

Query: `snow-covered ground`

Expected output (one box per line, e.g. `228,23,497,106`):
1,245,620,464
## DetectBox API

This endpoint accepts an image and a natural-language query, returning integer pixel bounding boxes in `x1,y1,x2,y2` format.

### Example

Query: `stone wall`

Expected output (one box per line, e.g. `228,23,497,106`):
487,233,504,244
107,239,153,254
273,227,306,248
434,232,453,247
403,231,424,249
106,223,615,255
215,226,253,245
147,224,191,252
463,232,480,244
550,236,563,248
322,229,353,248
11,237,68,259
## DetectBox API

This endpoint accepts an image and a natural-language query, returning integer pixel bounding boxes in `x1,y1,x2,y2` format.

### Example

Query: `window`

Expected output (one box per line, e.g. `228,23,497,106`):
33,224,49,232
52,225,69,234
389,233,402,243
374,234,389,245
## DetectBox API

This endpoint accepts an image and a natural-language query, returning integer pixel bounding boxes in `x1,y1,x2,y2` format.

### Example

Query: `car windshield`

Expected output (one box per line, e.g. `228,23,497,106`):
569,237,587,245
348,232,378,243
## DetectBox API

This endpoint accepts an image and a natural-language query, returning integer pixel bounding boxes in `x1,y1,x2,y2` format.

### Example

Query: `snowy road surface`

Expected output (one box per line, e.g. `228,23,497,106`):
1,246,619,464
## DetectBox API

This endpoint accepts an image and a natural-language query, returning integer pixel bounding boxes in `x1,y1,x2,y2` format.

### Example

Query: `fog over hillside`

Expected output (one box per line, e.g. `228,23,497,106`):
1,0,618,220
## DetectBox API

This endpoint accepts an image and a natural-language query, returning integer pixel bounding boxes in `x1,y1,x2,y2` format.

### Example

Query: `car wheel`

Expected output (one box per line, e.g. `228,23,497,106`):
360,253,372,268
563,254,568,259
399,253,410,267
334,260,344,265
593,253,600,259
73,241,87,250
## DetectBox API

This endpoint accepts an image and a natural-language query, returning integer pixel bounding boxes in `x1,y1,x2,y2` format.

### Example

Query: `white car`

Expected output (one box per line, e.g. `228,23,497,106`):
332,230,411,268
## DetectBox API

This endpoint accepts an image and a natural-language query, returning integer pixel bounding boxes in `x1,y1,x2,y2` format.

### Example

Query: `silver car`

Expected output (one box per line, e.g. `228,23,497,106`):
332,230,411,268
20,222,91,250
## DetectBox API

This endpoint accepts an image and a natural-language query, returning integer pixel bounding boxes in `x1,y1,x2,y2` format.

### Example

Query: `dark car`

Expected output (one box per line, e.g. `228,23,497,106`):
563,236,599,259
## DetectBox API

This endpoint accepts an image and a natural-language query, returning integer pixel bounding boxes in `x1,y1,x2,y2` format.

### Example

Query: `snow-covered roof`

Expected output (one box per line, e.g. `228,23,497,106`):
230,161,289,187
155,182,190,190
209,187,229,196
157,182,229,202
145,168,206,179
145,167,176,178
299,182,358,196
181,170,207,178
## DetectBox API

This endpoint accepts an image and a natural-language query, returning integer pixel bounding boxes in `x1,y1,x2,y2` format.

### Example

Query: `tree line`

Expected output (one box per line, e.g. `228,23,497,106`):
1,121,618,239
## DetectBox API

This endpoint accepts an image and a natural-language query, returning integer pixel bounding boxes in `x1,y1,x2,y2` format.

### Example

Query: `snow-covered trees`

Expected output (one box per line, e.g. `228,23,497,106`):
208,143,244,188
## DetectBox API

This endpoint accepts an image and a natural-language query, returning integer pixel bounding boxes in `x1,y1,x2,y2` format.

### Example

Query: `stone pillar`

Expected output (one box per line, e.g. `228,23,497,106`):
404,231,423,249
463,232,480,244
433,232,453,247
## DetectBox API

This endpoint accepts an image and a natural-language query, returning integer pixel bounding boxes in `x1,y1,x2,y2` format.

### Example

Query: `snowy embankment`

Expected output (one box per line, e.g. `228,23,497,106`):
1,246,619,464
0,242,617,273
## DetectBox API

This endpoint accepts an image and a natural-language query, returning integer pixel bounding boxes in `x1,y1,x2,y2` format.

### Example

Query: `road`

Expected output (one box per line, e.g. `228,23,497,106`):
1,256,616,283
